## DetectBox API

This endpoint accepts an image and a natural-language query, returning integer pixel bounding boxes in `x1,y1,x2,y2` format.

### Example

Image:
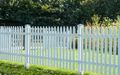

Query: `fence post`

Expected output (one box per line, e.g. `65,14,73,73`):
0,26,3,50
0,26,4,50
77,24,84,74
118,26,120,75
25,24,31,69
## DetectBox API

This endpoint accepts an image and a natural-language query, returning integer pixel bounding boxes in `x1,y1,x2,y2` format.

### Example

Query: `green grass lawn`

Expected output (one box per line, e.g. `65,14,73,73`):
0,61,101,75
0,48,118,75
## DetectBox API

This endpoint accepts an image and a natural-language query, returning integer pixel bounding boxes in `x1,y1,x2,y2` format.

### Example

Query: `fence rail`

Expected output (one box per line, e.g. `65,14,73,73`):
0,24,120,75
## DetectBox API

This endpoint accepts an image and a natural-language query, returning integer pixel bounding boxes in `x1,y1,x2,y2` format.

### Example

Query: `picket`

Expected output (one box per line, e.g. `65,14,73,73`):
0,24,119,75
113,27,117,75
109,26,113,75
118,26,120,75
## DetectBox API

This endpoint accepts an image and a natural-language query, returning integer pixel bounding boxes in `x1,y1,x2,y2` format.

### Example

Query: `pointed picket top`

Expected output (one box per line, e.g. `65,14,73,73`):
70,26,72,35
60,26,62,34
73,26,75,34
54,26,56,34
56,26,59,34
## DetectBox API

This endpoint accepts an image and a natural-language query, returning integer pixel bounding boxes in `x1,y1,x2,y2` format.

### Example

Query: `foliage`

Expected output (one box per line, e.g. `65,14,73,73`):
0,0,120,26
91,15,114,26
91,15,100,26
102,17,113,26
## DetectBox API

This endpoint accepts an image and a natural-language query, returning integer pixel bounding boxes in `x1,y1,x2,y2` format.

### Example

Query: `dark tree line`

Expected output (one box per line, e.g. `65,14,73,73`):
0,0,120,26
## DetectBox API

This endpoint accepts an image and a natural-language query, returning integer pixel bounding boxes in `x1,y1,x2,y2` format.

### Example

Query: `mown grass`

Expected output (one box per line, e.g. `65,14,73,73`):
0,61,101,75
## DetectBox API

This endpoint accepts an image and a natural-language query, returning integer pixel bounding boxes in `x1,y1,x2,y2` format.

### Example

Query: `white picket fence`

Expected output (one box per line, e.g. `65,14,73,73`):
0,24,120,75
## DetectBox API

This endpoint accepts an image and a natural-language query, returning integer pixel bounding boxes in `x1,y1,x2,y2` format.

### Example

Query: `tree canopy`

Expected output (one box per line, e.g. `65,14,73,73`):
0,0,120,26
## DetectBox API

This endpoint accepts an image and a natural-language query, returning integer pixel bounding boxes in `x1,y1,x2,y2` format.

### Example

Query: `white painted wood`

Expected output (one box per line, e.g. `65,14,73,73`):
62,26,66,69
69,26,72,70
88,27,91,72
11,27,14,61
96,27,99,73
81,26,84,74
109,26,113,75
0,27,3,51
113,27,117,75
92,27,96,72
25,24,31,69
39,27,42,65
0,25,119,74
43,26,47,65
50,26,52,65
43,27,45,51
13,26,15,61
60,26,62,68
56,26,59,68
6,27,8,53
48,26,50,66
36,27,39,65
31,27,34,64
72,26,76,70
118,26,120,75
0,27,1,52
53,26,56,67
1,26,3,51
104,27,108,75
84,27,88,72
10,27,13,61
77,24,84,73
51,27,53,67
15,26,17,61
19,26,23,62
8,27,11,61
93,27,98,72
100,27,104,74
15,27,18,55
65,26,71,69
34,26,37,64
